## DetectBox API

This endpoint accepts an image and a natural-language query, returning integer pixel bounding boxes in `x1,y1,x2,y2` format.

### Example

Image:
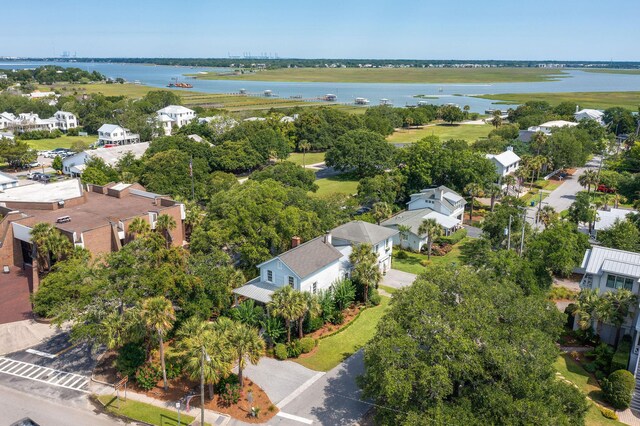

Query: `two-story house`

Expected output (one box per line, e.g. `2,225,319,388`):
486,147,521,189
156,105,196,135
97,124,141,146
53,111,78,131
382,186,466,252
579,246,640,371
232,221,397,304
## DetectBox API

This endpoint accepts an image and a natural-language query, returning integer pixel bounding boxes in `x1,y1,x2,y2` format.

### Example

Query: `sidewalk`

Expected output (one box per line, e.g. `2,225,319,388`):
92,381,232,426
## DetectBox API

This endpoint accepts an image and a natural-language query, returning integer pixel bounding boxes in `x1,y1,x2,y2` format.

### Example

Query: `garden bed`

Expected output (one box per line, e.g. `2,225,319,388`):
306,303,366,340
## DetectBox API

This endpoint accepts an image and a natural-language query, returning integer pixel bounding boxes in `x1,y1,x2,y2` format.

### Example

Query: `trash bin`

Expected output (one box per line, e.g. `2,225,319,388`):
530,200,536,207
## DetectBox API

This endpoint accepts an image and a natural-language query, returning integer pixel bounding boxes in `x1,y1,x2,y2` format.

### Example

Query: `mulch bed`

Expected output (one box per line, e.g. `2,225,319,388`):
306,304,366,340
93,351,119,384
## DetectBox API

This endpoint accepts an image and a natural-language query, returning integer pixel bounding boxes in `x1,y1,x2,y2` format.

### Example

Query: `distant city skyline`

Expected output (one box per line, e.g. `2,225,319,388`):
1,0,639,61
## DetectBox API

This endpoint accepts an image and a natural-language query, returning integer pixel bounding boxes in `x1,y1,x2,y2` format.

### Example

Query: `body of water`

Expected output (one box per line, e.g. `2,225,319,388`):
2,61,640,113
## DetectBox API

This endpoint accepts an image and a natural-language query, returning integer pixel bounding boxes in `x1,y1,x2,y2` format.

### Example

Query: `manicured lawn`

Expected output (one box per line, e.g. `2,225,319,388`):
97,395,203,426
187,67,566,84
287,152,326,167
553,355,624,426
378,285,398,295
392,239,468,275
26,135,96,151
475,91,640,110
387,124,493,144
521,190,550,205
313,174,359,197
294,296,390,371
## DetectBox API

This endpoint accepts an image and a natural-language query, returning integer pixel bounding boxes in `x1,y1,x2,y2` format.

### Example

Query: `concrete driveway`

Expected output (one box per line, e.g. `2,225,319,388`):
240,357,320,406
381,268,417,289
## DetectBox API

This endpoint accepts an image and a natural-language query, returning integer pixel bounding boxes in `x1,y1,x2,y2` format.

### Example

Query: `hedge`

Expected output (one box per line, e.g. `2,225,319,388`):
437,228,467,245
602,369,635,409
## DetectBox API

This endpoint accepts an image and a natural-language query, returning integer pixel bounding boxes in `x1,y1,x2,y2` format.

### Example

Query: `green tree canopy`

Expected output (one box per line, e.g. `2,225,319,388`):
598,218,640,252
250,161,318,192
325,129,395,177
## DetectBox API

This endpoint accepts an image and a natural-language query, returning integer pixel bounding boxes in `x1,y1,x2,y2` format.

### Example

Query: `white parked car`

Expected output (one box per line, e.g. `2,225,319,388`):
28,161,40,168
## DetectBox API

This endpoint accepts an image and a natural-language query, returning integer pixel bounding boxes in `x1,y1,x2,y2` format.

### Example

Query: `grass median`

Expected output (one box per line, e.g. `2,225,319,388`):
97,394,207,426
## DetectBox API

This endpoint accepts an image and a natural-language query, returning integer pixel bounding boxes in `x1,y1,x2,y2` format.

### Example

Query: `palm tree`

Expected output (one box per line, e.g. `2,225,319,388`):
464,183,484,222
30,222,72,272
229,322,265,387
181,199,204,241
155,214,177,249
503,174,517,195
578,169,599,196
371,202,391,225
299,140,311,168
602,290,638,348
176,317,233,399
491,110,502,128
573,289,600,331
484,184,502,212
417,218,442,260
140,296,176,391
613,193,622,209
397,225,411,249
128,217,150,241
349,243,381,304
539,205,558,229
298,292,321,339
531,132,548,155
269,286,306,343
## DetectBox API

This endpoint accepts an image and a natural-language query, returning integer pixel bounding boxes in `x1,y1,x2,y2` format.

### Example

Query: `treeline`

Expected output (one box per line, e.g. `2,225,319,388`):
18,58,640,69
0,65,104,89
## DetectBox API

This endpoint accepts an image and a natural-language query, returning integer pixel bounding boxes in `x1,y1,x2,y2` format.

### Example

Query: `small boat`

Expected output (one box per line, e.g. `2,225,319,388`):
324,94,337,101
264,90,272,97
355,97,370,105
380,98,393,106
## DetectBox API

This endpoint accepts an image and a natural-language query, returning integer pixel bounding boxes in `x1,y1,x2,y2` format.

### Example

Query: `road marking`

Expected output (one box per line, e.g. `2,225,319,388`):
276,412,313,424
0,356,89,393
277,372,325,409
54,342,80,357
26,348,57,359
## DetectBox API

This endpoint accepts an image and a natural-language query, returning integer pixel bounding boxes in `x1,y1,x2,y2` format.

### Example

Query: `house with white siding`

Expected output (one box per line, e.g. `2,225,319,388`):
232,221,397,303
62,142,149,176
156,105,196,135
575,108,604,125
382,186,465,252
486,147,521,188
578,246,640,372
53,111,78,131
97,124,140,146
0,171,18,190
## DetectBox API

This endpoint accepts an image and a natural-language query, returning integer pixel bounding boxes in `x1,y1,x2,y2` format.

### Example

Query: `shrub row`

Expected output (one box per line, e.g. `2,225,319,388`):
437,228,467,245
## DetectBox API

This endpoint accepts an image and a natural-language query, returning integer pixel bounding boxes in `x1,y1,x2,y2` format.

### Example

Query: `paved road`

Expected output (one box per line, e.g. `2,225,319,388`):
0,382,121,426
526,156,600,225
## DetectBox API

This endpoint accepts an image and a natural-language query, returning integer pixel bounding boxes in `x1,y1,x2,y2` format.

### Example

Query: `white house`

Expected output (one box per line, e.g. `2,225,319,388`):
575,108,604,125
232,221,397,304
579,246,640,370
156,105,196,135
528,120,578,135
593,208,637,238
486,147,521,187
62,142,149,176
382,186,466,252
0,112,16,130
53,111,78,131
97,124,140,146
0,171,18,190
198,115,238,134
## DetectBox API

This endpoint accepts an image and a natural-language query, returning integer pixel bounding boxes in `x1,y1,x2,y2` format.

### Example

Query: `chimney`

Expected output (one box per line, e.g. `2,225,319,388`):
323,231,332,246
292,236,301,248
506,146,513,152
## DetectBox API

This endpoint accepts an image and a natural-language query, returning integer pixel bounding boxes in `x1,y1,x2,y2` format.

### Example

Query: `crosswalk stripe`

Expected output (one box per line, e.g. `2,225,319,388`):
0,356,89,393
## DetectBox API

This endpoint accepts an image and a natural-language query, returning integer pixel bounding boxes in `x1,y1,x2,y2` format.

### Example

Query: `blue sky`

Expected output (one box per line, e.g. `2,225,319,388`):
2,0,638,60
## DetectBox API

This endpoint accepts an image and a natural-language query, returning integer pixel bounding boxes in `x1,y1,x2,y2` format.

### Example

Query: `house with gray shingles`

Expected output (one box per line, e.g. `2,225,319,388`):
381,186,465,252
232,221,397,304
578,246,640,372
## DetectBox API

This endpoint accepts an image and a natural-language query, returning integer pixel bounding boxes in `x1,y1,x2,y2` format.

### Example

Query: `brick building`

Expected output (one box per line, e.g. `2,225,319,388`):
0,179,185,293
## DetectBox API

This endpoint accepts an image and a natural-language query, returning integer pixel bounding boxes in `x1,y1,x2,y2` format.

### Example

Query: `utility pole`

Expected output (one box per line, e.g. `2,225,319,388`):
519,207,527,256
507,214,513,250
201,347,205,426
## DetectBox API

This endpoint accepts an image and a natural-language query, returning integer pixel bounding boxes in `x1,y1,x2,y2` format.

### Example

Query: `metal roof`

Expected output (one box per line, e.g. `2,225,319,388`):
331,220,397,245
486,150,521,168
582,246,640,277
382,207,460,235
232,279,279,304
594,208,636,231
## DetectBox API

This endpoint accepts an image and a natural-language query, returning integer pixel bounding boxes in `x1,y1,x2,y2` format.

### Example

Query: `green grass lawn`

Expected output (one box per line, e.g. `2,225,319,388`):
313,174,359,197
582,69,640,75
475,91,640,110
287,152,326,166
294,296,390,371
187,67,566,84
553,355,624,426
97,395,202,426
391,239,468,275
387,124,493,144
26,135,96,151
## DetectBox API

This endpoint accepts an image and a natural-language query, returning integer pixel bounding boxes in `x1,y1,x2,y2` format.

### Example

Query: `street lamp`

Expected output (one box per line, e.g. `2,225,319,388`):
201,346,211,426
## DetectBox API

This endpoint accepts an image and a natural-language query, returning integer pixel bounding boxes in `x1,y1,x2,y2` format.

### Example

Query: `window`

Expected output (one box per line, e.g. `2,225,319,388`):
267,270,273,282
288,276,294,287
374,244,379,252
312,282,317,294
606,274,634,290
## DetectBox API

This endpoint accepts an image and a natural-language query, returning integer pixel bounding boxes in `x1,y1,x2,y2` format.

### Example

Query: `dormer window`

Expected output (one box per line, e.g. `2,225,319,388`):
267,270,273,282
